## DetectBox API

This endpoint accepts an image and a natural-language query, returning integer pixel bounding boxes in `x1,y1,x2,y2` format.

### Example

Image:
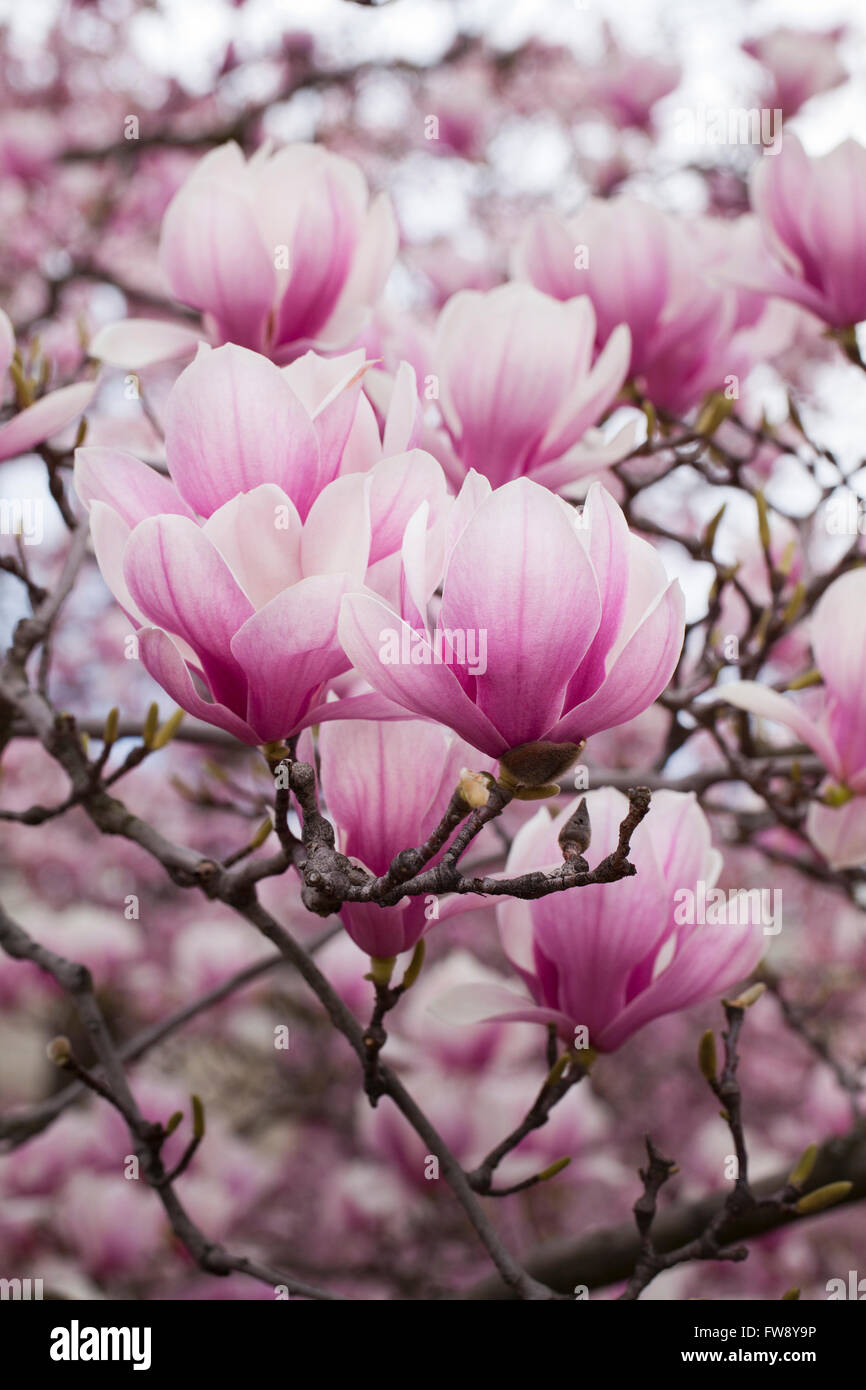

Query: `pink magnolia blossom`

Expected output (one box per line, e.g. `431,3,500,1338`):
717,569,866,869
74,343,445,743
433,789,763,1052
743,135,866,329
385,949,539,1073
693,215,803,367
57,1172,167,1278
513,199,749,413
587,30,680,131
338,478,684,774
89,141,398,370
0,111,64,181
160,141,397,361
315,719,494,958
743,27,847,119
432,283,635,490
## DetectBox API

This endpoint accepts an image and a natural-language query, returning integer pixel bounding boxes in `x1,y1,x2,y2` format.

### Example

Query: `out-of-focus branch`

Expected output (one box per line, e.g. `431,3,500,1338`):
0,924,341,1148
0,898,343,1300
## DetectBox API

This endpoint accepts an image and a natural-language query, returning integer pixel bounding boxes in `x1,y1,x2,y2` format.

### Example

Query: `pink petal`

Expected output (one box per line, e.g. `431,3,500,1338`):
807,797,866,870
540,321,631,461
598,916,763,1053
124,514,253,712
264,148,368,349
74,446,194,528
159,173,275,351
368,450,448,566
713,681,842,780
307,356,372,489
88,319,202,371
138,628,258,744
548,579,684,742
202,485,303,606
429,982,570,1033
440,478,602,747
164,344,321,518
318,719,459,875
811,570,866,778
301,473,371,583
382,361,422,456
0,381,96,462
89,502,148,627
525,788,670,1037
317,191,399,348
338,591,507,757
231,574,353,741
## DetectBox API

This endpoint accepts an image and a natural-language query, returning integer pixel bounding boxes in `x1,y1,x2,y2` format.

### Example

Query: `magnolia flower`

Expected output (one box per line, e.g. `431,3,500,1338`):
432,283,634,490
57,1172,167,1278
75,343,446,743
716,569,866,869
315,720,494,959
743,135,866,329
587,31,680,130
0,309,95,462
433,789,763,1052
743,26,847,119
513,199,791,413
338,477,684,780
91,141,398,369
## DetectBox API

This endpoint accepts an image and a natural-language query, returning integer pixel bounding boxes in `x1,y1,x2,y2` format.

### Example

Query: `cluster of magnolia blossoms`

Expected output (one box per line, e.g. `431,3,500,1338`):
83,127,866,1057
77,338,685,770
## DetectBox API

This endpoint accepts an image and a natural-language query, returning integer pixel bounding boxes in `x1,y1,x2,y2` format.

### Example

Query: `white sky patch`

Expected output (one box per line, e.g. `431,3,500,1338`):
487,117,573,195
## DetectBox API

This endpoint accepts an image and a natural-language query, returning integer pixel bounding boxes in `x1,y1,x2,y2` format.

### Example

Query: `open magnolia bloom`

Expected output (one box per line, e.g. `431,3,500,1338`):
715,569,866,869
512,197,797,414
742,26,848,119
432,789,764,1053
74,342,448,744
338,477,684,781
741,134,866,330
431,282,636,492
90,140,398,369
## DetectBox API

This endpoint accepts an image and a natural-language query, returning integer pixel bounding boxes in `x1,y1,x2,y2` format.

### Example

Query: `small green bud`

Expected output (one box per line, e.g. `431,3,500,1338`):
787,1143,818,1189
795,1181,852,1216
142,701,159,748
102,707,120,746
698,1029,717,1082
191,1094,205,1141
726,982,766,1010
536,1156,571,1183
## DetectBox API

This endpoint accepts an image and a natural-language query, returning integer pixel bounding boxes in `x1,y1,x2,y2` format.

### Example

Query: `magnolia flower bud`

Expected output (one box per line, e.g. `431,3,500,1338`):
46,1036,72,1066
458,768,492,809
697,1029,717,1082
787,1143,818,1189
726,982,766,1010
558,798,591,862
